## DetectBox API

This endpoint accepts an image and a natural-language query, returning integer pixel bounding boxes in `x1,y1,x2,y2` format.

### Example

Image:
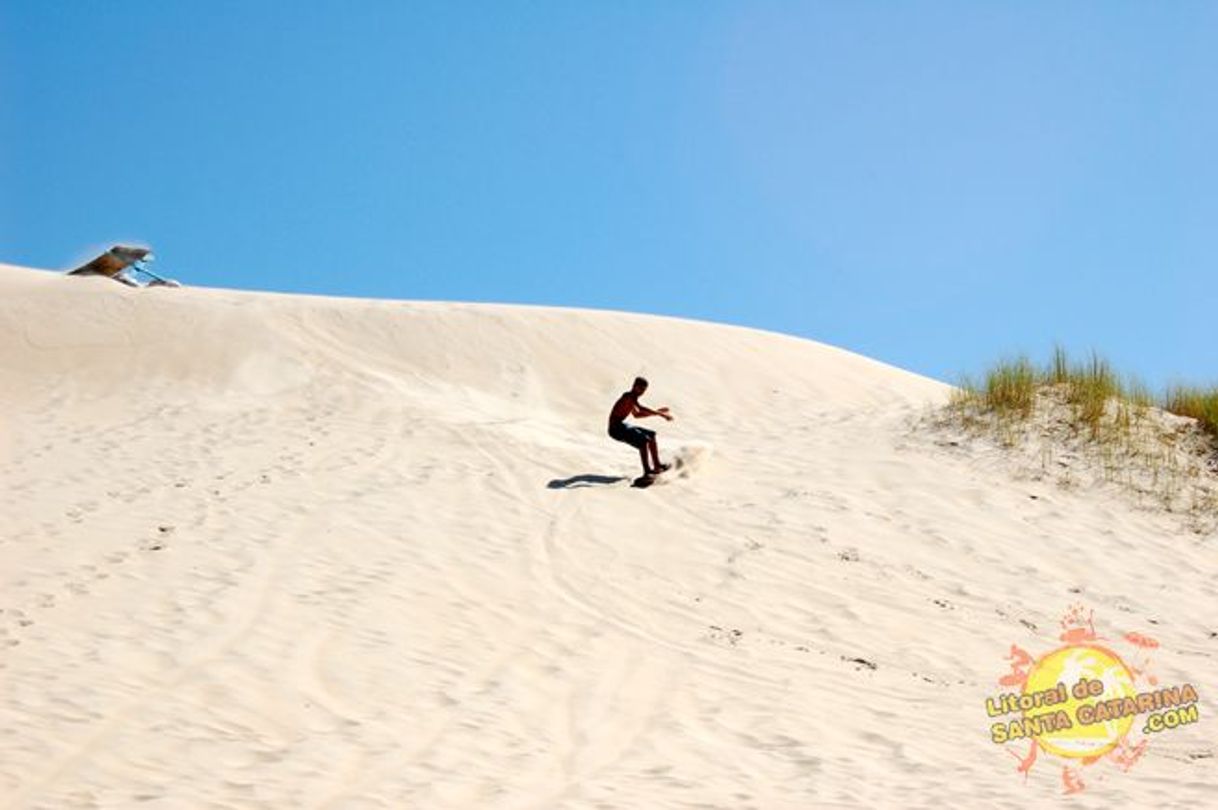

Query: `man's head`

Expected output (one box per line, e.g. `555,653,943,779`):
631,376,648,395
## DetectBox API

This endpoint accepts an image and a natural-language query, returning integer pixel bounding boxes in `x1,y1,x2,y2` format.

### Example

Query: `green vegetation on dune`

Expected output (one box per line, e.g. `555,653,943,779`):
941,348,1217,531
953,347,1218,440
1164,385,1218,440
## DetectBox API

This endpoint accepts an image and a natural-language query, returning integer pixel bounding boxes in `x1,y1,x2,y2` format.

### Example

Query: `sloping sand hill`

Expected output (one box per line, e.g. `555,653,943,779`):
0,264,1213,809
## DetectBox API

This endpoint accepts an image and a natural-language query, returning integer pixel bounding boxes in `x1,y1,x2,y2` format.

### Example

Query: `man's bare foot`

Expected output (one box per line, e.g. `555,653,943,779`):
654,462,671,474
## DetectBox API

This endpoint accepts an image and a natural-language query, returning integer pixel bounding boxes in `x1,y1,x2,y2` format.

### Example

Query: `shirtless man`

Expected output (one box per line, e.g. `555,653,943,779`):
608,376,673,477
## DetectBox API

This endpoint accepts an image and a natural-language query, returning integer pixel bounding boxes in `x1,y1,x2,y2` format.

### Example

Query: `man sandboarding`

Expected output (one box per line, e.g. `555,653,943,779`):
608,377,674,484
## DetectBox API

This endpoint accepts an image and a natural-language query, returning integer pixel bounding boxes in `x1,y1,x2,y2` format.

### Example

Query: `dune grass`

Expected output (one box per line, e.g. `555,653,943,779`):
954,346,1216,439
953,356,1038,418
947,347,1217,525
1165,385,1218,439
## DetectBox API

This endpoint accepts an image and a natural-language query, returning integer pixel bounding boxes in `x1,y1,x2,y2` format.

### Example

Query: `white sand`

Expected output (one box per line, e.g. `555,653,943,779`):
0,263,1213,809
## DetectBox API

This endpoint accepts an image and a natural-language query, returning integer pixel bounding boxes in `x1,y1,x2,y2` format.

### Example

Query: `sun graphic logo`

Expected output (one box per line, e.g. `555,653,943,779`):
1021,644,1137,758
985,605,1201,794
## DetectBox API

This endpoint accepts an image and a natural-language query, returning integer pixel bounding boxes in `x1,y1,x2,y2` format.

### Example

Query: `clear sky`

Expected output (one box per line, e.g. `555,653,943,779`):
2,2,1215,388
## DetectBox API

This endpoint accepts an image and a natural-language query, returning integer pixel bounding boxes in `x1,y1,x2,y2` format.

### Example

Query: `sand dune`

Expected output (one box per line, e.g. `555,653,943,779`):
0,263,1213,809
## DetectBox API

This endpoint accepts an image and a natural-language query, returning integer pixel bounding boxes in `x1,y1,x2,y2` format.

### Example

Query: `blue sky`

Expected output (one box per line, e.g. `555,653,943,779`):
2,2,1215,387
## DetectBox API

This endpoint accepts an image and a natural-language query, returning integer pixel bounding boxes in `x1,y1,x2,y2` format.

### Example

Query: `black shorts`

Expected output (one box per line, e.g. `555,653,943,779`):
608,421,655,450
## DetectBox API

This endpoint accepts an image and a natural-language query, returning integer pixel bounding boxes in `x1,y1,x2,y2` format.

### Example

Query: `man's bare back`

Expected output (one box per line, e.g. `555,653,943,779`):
608,391,640,427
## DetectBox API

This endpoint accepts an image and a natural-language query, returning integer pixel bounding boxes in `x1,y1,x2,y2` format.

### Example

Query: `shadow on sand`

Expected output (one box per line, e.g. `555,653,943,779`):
546,473,628,490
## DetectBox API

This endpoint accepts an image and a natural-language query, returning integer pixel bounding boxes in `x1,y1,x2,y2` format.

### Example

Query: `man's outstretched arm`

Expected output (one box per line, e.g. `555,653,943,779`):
632,403,673,421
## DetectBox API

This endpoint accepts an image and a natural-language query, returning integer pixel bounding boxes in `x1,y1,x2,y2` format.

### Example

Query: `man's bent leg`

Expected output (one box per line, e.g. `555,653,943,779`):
648,438,663,471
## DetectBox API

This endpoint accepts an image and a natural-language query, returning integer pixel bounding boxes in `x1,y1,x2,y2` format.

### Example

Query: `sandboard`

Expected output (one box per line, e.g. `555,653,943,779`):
626,444,711,489
631,460,677,488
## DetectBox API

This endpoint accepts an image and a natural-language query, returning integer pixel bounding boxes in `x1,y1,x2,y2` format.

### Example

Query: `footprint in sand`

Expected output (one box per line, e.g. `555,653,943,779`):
706,625,744,648
139,525,175,552
0,609,33,644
